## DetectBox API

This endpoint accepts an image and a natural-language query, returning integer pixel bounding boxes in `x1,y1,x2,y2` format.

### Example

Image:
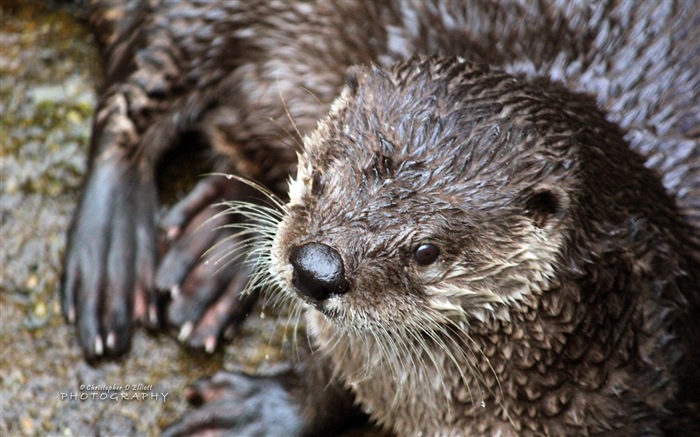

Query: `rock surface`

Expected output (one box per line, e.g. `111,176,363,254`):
0,3,291,435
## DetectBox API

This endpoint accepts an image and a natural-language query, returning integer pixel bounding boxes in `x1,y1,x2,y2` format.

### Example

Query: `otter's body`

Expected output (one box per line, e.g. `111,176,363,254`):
65,0,699,435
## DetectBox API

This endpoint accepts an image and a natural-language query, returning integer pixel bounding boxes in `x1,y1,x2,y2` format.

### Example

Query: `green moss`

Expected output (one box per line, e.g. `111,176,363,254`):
1,3,100,197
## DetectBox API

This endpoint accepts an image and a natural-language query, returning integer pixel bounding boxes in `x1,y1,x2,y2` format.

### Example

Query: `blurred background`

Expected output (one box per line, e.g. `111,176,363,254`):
0,2,290,434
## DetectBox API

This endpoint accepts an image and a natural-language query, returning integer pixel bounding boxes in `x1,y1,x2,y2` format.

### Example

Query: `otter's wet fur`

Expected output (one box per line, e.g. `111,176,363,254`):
67,0,699,435
266,58,700,435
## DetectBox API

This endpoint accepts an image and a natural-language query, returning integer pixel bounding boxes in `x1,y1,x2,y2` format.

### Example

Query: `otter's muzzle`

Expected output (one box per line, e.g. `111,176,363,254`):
289,242,349,302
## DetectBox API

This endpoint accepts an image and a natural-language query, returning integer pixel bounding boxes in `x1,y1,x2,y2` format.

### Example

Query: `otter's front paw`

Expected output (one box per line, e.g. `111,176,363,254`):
61,162,160,360
156,175,261,352
163,370,304,437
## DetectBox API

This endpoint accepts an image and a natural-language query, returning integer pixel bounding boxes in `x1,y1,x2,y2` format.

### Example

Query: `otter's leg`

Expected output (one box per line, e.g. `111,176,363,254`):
163,354,369,436
155,175,261,351
60,0,205,359
60,108,170,360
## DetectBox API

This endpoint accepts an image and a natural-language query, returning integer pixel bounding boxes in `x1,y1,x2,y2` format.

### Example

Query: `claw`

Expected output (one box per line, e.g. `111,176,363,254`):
178,321,194,341
106,331,116,350
94,336,104,356
204,336,217,354
166,226,180,241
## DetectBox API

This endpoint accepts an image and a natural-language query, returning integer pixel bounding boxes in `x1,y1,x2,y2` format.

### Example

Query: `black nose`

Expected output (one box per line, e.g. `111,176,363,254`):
289,242,349,302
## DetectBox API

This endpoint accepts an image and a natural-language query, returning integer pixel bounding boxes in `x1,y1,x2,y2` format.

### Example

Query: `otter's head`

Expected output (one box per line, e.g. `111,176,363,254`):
273,58,582,335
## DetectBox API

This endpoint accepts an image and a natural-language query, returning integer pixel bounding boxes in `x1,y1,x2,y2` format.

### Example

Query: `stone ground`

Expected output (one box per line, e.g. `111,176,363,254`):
0,2,295,435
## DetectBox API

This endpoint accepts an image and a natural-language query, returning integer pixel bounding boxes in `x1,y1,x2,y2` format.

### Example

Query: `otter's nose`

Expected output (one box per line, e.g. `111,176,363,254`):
289,242,349,302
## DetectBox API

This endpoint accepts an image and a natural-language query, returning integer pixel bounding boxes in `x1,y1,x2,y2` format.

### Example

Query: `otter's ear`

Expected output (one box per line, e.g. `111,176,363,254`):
344,65,371,97
521,184,570,228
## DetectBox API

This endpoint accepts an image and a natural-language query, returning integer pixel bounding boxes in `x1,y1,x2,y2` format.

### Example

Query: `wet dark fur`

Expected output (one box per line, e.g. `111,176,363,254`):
64,0,699,435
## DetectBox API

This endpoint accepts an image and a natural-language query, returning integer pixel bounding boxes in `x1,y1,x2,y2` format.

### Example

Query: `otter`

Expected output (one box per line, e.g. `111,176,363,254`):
63,0,699,435
164,58,700,436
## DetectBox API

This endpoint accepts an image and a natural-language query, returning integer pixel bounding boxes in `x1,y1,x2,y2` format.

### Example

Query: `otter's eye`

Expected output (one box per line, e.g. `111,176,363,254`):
415,244,440,265
311,171,324,196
